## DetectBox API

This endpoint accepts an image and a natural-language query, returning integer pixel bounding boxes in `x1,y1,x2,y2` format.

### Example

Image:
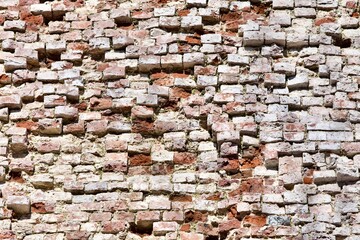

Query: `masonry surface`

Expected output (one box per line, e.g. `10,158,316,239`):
1,0,360,239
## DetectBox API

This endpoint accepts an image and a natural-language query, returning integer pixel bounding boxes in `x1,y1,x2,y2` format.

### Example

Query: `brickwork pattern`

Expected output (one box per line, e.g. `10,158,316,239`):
0,0,360,239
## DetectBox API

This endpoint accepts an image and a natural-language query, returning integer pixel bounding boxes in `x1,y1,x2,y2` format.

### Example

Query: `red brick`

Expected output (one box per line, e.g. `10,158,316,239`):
346,1,357,8
103,200,128,212
90,97,113,111
219,158,240,173
219,219,242,233
180,224,191,232
173,152,196,165
0,231,16,240
163,211,184,222
31,202,55,213
132,120,155,135
129,154,152,166
105,139,127,151
65,231,90,240
169,87,191,101
184,210,207,223
243,215,267,227
113,212,135,223
136,211,161,222
35,139,61,153
229,178,264,197
315,16,335,26
102,221,128,233
169,194,192,202
90,212,112,222
196,222,219,236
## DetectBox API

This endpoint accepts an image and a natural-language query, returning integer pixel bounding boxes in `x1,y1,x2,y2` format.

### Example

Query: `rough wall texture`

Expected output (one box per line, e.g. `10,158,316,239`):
1,0,360,239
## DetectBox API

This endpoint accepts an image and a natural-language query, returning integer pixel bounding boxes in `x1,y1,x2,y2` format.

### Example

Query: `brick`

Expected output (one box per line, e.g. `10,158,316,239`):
4,20,26,32
154,7,176,17
183,52,205,69
337,166,359,182
307,121,352,131
150,176,172,192
180,232,204,240
159,17,180,29
9,157,34,173
227,54,250,65
243,31,264,47
37,118,62,135
153,222,178,236
46,41,66,54
313,170,336,184
161,54,183,70
264,73,286,87
33,137,61,153
102,221,128,233
136,211,161,228
44,95,66,108
136,94,158,107
0,0,19,8
30,3,52,17
139,55,161,72
230,1,250,10
103,153,128,173
181,16,202,30
279,156,302,186
294,7,316,18
113,36,134,50
199,8,220,23
6,196,30,215
29,174,54,189
108,120,131,133
163,211,184,222
89,38,111,53
0,95,21,109
84,182,108,194
4,57,27,72
274,61,296,76
197,75,217,87
49,21,70,33
201,34,222,44
103,66,126,80
308,131,353,141
287,32,309,48
250,58,272,73
273,0,294,9
110,9,131,24
54,106,78,119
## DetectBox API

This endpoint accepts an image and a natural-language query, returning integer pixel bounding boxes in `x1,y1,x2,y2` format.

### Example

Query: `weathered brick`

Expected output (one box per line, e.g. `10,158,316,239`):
139,55,161,72
0,95,21,109
181,16,202,30
153,222,178,236
279,156,302,186
6,196,30,215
